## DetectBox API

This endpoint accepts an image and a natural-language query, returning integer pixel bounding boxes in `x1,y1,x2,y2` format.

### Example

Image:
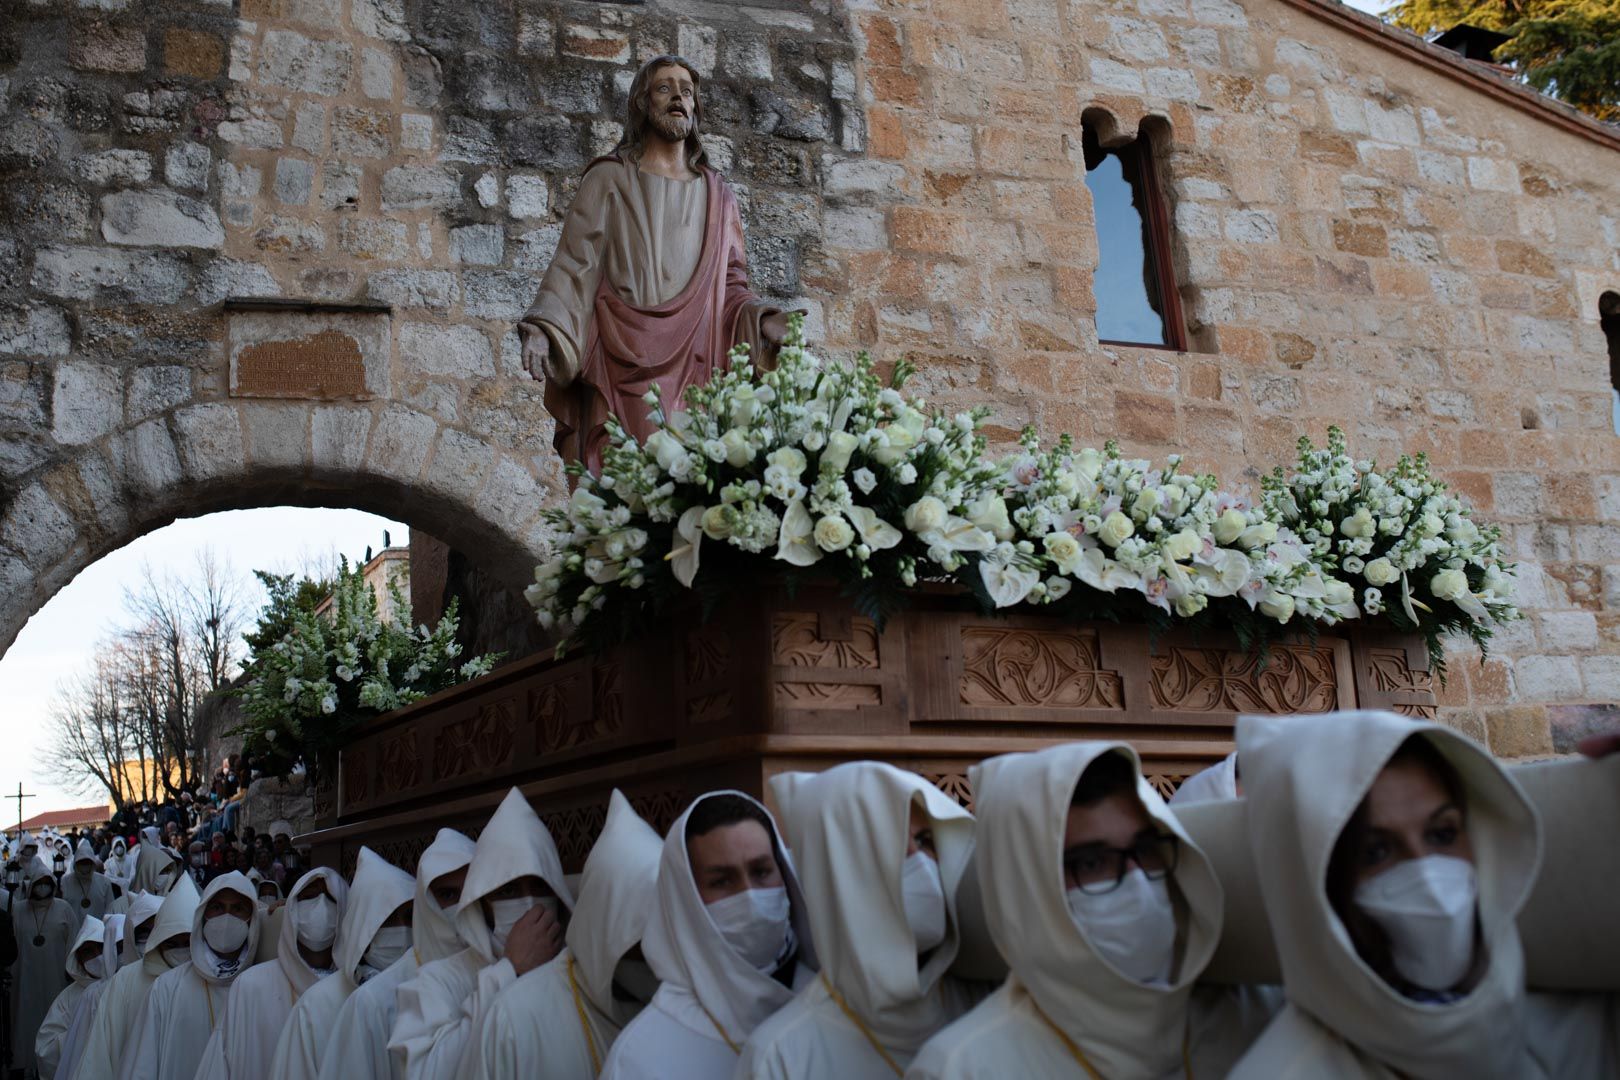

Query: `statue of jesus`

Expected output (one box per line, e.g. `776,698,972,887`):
518,55,791,471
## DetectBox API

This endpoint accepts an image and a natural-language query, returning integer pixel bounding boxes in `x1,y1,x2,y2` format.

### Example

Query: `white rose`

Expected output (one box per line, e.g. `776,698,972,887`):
821,431,858,474
1430,568,1469,601
645,431,689,475
814,515,855,552
905,496,947,534
852,467,878,494
700,505,732,540
1340,507,1376,538
1133,487,1162,520
1258,593,1296,622
1236,522,1278,550
767,446,808,476
1363,557,1399,586
1419,513,1444,538
1162,529,1202,562
969,495,1014,541
1175,593,1209,617
1099,511,1135,548
1323,579,1355,606
721,428,754,468
1213,509,1247,545
1043,531,1084,574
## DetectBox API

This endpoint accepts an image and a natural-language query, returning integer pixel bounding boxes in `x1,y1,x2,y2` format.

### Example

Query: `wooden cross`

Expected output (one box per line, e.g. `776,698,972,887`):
10,782,34,839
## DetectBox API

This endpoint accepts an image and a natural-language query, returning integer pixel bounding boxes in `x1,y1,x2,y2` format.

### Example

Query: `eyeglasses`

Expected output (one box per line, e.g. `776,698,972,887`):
1064,833,1180,895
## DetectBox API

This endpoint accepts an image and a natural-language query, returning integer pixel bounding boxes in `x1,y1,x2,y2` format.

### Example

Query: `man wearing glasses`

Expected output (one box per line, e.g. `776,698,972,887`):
908,742,1280,1079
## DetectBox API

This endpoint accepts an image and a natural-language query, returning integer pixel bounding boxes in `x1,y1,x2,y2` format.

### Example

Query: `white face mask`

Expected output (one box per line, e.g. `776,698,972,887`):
901,850,948,954
203,913,251,955
486,895,559,957
162,945,191,969
706,886,791,970
364,925,412,974
296,895,339,950
1067,869,1178,985
1353,853,1479,991
83,956,104,979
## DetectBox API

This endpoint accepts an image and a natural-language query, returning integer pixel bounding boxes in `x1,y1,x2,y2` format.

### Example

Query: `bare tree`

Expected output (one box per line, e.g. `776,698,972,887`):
46,656,136,806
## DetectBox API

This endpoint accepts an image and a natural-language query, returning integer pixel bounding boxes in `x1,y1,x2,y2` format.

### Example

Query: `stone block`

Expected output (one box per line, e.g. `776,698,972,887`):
164,27,224,79
101,188,225,249
274,158,315,205
381,165,460,210
1,483,76,568
319,162,362,211
365,405,436,482
334,219,404,261
124,417,183,497
1145,67,1200,101
220,162,262,198
254,216,325,255
425,427,495,498
367,269,458,312
0,118,60,170
506,114,583,170
823,206,886,251
475,172,501,209
0,306,71,357
165,142,211,191
127,365,192,421
353,0,408,41
723,35,772,80
1485,705,1553,758
1223,208,1278,244
260,30,352,95
450,224,504,266
399,322,495,378
73,149,152,186
825,159,905,196
241,402,310,472
400,113,433,150
70,21,146,73
513,224,563,271
217,119,285,149
310,405,372,476
1466,157,1520,193
561,25,630,64
1089,58,1144,93
1538,609,1598,651
31,246,191,305
678,23,718,76
196,258,281,307
229,309,390,399
173,403,246,484
361,46,393,99
50,362,121,445
750,89,832,142
1547,702,1620,753
0,363,47,427
461,270,537,319
507,174,548,219
402,46,442,107
292,102,325,153
332,106,392,158
1514,655,1583,703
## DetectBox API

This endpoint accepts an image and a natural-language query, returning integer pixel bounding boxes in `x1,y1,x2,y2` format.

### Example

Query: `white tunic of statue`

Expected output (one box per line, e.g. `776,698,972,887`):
318,829,476,1080
269,849,414,1080
118,872,263,1080
14,858,79,1075
463,790,663,1080
599,791,819,1080
35,915,106,1079
388,788,574,1080
68,879,197,1080
907,742,1277,1080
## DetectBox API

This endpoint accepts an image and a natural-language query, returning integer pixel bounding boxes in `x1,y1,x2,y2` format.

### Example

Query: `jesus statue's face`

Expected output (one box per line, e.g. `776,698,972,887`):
646,63,697,144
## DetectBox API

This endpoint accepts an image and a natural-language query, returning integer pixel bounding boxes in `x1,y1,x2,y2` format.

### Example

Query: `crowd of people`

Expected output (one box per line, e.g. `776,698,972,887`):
0,709,1613,1079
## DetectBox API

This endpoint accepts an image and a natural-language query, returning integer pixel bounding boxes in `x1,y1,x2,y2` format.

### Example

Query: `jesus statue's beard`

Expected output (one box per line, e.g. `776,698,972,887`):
650,109,692,144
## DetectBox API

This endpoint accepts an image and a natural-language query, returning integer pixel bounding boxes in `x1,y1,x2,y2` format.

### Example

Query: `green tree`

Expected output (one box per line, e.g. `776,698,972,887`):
1387,0,1620,120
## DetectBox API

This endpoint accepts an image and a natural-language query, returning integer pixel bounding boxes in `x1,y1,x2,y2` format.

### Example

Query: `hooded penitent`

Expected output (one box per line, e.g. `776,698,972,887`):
1228,710,1541,1080
128,833,180,896
119,872,263,1080
390,789,573,1080
1169,752,1239,808
270,849,414,1080
463,790,663,1080
196,866,349,1080
34,914,106,1079
77,876,200,1080
53,910,128,1080
104,839,132,889
117,890,164,967
61,839,116,929
318,828,476,1080
13,856,77,1074
600,790,818,1080
739,763,976,1077
908,742,1265,1080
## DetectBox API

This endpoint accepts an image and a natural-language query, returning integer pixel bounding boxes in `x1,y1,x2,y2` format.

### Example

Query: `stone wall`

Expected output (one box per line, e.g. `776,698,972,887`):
3,0,1620,755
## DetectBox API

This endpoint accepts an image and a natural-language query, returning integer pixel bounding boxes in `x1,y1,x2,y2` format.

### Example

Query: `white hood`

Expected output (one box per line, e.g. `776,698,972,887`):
1237,709,1540,1078
1170,752,1239,806
769,761,975,1056
67,915,107,985
102,913,125,978
414,827,477,964
335,848,415,984
190,871,264,985
454,787,575,963
642,790,820,1047
970,742,1224,1080
23,855,56,897
123,891,165,960
73,837,100,871
144,873,201,976
129,838,178,895
277,867,350,994
566,789,663,1024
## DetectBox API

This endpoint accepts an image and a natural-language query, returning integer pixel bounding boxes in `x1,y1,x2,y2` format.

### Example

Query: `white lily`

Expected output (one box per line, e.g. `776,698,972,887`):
774,500,822,567
845,506,902,550
668,506,704,587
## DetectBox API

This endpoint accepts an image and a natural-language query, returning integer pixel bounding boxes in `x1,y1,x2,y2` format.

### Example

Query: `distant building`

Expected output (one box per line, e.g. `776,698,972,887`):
7,805,108,838
315,543,412,625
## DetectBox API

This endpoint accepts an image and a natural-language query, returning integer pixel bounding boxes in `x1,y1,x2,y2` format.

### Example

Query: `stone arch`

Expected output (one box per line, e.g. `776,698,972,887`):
0,396,550,654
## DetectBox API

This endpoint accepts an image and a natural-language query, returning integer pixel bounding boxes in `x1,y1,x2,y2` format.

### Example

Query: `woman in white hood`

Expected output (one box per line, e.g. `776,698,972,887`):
599,791,819,1080
14,856,78,1075
1227,709,1598,1079
318,828,476,1080
69,877,199,1080
35,915,107,1079
196,866,350,1080
389,788,571,1080
908,742,1275,1080
119,870,264,1080
740,762,977,1077
463,790,663,1080
270,849,414,1080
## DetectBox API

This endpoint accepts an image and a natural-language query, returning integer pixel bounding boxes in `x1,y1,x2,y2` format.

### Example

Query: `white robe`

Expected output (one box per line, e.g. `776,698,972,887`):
14,862,79,1074
462,791,664,1080
102,846,133,891
196,867,348,1080
68,880,196,1080
270,850,412,1080
55,911,128,1080
36,915,105,1079
388,788,574,1080
600,791,819,1080
907,743,1275,1080
319,829,476,1080
119,872,264,1080
60,872,116,931
740,764,979,1078
1169,751,1239,807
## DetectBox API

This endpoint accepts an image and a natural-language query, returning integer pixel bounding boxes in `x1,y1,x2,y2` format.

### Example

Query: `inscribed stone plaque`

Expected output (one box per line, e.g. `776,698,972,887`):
229,309,390,400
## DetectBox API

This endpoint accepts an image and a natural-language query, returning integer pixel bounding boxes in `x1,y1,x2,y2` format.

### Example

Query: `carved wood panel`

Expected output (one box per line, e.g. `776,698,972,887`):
1365,646,1439,719
342,746,369,807
433,699,516,780
772,612,881,669
376,730,421,796
958,627,1124,709
685,623,733,726
1150,643,1339,714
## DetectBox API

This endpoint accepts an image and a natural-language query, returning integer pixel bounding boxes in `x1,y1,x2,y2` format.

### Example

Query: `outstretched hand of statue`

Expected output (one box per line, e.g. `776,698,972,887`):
518,321,551,384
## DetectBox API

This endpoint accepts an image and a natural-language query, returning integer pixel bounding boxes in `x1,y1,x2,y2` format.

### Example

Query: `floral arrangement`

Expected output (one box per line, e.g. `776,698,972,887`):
526,318,1517,669
236,558,500,777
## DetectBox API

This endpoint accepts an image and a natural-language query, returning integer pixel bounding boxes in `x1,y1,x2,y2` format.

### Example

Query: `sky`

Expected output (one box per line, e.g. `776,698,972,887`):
0,507,408,818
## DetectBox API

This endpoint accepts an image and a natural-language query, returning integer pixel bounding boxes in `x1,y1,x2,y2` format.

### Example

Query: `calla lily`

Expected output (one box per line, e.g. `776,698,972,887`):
927,516,997,552
980,546,1039,608
668,506,704,587
1194,547,1251,597
774,500,822,567
1072,548,1141,594
845,506,901,551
